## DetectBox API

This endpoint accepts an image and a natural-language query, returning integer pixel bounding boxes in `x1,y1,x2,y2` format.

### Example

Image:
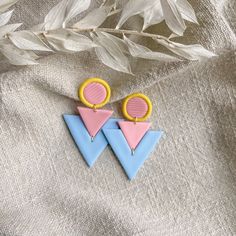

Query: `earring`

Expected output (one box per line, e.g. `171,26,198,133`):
63,78,114,167
103,93,163,180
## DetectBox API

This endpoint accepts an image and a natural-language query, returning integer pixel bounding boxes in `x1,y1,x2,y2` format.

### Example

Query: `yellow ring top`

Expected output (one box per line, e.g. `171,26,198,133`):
122,93,152,122
78,78,111,109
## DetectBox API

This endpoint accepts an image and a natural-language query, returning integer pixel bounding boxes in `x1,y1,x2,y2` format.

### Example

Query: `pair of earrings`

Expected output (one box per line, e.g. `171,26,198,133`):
63,78,163,180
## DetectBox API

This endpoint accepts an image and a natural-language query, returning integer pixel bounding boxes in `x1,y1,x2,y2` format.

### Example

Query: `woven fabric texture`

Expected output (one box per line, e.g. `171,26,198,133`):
0,0,236,235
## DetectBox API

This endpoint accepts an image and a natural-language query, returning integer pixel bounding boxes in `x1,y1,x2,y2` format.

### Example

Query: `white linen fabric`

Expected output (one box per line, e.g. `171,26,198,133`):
0,0,236,235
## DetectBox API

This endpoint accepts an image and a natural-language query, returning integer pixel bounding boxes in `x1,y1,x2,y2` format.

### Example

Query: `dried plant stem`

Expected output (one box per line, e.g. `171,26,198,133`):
69,27,171,43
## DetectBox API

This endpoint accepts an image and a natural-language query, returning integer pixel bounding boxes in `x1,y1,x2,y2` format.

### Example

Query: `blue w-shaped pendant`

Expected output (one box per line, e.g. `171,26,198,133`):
63,115,118,167
103,120,163,180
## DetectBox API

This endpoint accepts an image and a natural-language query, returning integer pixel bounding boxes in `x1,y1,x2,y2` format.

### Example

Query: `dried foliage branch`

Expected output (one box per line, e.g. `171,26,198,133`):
0,0,217,74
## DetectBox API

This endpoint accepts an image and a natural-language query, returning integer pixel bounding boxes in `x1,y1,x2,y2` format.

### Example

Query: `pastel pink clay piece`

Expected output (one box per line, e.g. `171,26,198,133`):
83,82,107,105
126,97,148,118
118,121,151,149
78,107,113,137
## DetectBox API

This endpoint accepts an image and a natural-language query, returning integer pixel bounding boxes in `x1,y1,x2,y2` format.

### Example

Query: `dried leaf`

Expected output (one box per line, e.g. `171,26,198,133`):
142,0,164,30
45,29,96,52
0,23,22,38
64,0,91,26
95,46,132,74
160,0,186,36
0,39,38,65
92,32,132,74
0,0,18,13
95,31,128,53
0,10,13,27
156,38,217,60
73,5,112,29
8,30,52,51
116,0,156,29
141,0,197,30
124,35,179,62
176,0,198,24
44,0,91,30
44,0,67,30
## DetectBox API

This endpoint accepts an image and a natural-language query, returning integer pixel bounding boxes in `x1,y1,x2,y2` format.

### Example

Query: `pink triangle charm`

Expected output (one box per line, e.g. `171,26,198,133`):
118,121,151,150
77,107,113,137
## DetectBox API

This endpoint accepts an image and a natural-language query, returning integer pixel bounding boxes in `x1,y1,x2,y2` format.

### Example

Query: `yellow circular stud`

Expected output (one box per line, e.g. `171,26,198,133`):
78,78,111,109
122,93,152,122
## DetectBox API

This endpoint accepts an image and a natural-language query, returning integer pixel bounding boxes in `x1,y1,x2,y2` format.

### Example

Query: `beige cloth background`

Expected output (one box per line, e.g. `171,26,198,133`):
0,0,236,235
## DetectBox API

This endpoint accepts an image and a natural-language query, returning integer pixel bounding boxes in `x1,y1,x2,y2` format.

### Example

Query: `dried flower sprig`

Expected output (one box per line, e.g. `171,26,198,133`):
0,0,217,74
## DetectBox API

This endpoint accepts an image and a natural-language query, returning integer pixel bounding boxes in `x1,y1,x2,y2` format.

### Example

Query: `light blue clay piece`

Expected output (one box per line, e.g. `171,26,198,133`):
63,115,119,167
103,126,163,180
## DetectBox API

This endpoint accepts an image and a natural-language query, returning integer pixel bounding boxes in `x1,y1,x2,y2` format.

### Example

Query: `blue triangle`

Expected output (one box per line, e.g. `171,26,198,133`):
63,115,119,167
103,127,163,180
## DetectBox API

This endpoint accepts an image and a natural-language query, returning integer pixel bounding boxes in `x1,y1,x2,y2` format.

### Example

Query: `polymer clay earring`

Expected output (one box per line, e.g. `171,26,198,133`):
63,78,115,167
103,93,163,180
